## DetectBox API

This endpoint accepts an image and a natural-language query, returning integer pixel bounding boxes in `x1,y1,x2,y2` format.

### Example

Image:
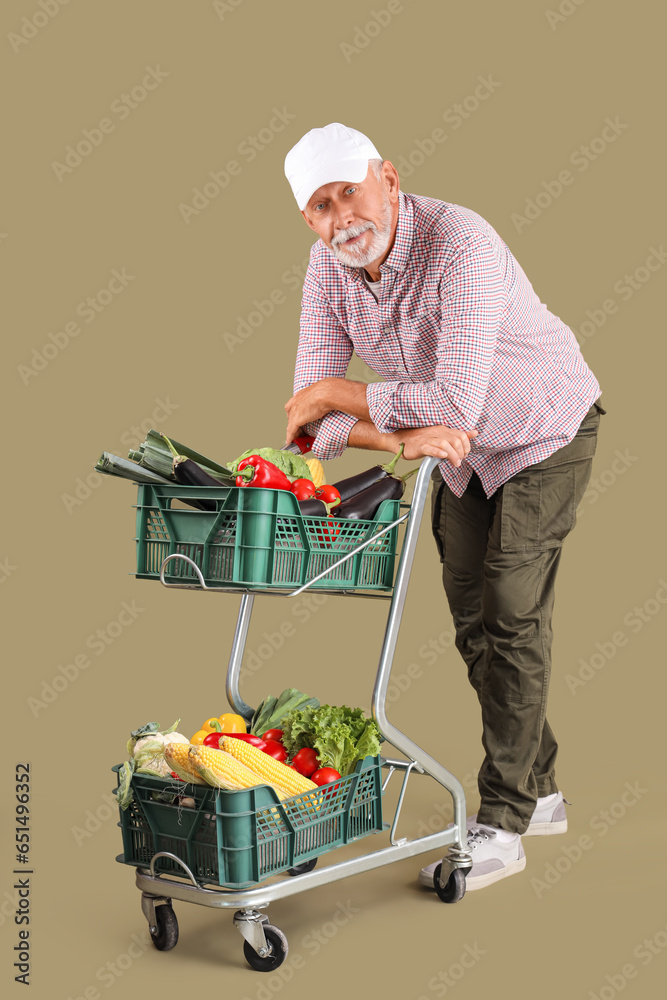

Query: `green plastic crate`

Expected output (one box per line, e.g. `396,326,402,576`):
114,755,384,888
134,484,402,591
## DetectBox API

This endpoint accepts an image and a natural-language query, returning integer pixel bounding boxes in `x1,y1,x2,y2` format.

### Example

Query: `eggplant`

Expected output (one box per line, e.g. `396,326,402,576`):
298,497,329,517
334,475,405,521
332,445,404,502
173,457,227,510
162,435,226,512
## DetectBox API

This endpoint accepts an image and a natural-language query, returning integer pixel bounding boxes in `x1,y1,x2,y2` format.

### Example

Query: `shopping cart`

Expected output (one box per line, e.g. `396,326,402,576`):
113,457,472,971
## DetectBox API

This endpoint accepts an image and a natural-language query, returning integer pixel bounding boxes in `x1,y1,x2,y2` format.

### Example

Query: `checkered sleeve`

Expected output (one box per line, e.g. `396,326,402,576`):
366,236,506,433
293,262,358,460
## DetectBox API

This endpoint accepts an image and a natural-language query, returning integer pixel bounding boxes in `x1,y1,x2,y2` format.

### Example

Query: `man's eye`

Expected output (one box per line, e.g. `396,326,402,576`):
345,186,356,195
314,203,325,211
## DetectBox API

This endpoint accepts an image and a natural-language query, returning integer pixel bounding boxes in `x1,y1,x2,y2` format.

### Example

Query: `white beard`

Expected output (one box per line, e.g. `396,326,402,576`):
330,197,393,268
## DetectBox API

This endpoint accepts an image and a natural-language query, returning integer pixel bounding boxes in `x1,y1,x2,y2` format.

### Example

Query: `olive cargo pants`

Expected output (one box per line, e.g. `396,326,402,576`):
430,400,606,834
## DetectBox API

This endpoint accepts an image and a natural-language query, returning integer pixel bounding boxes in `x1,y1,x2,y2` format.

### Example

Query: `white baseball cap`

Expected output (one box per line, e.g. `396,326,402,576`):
284,122,382,211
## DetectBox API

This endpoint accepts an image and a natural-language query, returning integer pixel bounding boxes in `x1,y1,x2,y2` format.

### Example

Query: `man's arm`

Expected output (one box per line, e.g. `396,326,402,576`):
290,261,361,459
347,419,476,466
286,386,477,465
285,377,370,443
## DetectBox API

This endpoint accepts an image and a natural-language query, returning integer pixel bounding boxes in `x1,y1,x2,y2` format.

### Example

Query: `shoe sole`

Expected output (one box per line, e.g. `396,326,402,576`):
523,819,568,836
465,854,526,891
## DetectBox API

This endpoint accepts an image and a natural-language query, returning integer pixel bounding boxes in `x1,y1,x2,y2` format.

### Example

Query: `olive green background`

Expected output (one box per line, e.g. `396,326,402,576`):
3,0,666,996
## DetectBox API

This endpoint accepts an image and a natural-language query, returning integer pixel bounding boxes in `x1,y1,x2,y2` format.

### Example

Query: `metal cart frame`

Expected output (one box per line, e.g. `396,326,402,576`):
123,457,473,970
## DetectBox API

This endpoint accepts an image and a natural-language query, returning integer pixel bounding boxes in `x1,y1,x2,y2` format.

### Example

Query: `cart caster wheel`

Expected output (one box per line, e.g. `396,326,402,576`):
243,925,288,972
286,857,318,876
433,864,468,903
149,903,179,950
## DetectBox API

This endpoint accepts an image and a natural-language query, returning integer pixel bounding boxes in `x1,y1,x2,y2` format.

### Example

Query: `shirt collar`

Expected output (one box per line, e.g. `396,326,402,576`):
331,190,414,282
379,190,413,275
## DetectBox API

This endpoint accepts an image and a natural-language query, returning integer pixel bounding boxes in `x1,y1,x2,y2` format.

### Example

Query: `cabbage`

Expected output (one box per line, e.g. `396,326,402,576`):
227,448,312,480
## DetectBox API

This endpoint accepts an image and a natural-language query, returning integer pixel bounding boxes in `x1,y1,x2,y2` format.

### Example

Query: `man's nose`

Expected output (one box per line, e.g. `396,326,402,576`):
332,200,355,231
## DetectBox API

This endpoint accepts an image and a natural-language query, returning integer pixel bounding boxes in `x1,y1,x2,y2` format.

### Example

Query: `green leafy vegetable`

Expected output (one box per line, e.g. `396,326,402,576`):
281,705,381,776
227,448,312,480
250,688,319,736
117,759,136,811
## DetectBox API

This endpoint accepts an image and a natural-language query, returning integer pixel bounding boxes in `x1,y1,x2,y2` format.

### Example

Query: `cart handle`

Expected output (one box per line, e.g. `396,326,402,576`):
160,554,208,589
149,851,201,887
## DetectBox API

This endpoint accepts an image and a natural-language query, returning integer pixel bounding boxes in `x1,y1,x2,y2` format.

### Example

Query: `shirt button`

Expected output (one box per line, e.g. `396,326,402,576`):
382,327,391,334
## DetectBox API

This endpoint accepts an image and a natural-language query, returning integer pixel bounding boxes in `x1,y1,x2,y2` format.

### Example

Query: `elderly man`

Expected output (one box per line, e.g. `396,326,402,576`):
283,122,605,892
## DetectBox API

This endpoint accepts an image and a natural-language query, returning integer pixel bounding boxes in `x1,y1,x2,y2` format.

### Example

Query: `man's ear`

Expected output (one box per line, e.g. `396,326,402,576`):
300,209,318,232
381,160,400,203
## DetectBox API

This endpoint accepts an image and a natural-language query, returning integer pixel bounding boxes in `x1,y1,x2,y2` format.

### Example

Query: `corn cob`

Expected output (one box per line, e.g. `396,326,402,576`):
166,743,266,793
306,458,325,488
221,737,318,798
163,743,208,785
187,745,290,798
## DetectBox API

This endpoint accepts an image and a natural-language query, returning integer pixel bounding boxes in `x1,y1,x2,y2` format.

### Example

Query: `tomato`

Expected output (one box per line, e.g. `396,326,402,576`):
262,740,288,763
292,748,319,777
315,484,342,508
261,729,284,744
291,479,317,500
311,767,341,786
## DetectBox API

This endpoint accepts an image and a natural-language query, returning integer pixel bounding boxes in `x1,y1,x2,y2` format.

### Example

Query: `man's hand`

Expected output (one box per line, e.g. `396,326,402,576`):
284,382,328,445
398,425,478,467
284,378,370,445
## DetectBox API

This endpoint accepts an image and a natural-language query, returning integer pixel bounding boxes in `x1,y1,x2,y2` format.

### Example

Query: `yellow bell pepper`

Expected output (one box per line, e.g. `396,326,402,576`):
190,729,209,745
201,717,223,734
218,712,247,733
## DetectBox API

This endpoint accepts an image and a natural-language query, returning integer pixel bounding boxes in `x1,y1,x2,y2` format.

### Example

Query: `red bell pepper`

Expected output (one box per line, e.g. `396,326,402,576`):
316,514,341,547
236,456,293,490
203,732,267,749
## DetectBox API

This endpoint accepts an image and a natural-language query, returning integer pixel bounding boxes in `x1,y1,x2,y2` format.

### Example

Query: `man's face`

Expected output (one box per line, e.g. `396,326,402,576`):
300,161,400,271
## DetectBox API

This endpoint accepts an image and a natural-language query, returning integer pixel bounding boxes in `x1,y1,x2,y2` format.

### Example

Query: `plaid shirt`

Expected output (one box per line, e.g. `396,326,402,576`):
294,191,601,497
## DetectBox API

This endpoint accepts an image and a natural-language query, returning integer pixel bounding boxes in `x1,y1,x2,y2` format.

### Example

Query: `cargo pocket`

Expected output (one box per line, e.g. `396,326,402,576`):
575,404,603,438
500,465,576,552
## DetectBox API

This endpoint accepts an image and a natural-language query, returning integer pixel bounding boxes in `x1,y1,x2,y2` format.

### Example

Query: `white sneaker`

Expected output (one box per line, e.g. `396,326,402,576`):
419,824,526,892
523,792,568,836
447,792,568,838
